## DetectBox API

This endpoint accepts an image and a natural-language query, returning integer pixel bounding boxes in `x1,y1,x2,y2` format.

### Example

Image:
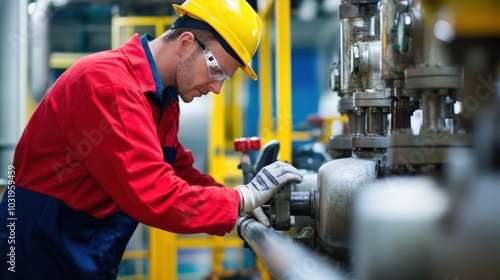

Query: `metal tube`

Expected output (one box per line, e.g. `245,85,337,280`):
30,0,72,102
348,111,366,135
421,90,447,133
381,0,397,80
290,191,310,216
237,217,347,280
30,0,53,102
366,108,385,136
394,97,413,130
0,0,28,173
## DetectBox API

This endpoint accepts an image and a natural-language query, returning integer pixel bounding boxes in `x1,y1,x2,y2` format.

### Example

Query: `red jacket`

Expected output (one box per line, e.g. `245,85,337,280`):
13,34,239,236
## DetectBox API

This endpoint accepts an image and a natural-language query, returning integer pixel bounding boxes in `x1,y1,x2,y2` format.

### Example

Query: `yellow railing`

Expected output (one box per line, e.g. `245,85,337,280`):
111,15,176,49
258,1,274,147
258,0,293,163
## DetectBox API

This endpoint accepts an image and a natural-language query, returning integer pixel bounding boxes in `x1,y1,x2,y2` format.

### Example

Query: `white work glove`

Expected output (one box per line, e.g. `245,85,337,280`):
236,161,303,225
248,207,270,226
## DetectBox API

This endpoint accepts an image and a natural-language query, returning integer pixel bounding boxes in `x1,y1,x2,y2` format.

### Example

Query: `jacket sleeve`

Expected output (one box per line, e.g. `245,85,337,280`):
65,85,239,236
173,141,225,188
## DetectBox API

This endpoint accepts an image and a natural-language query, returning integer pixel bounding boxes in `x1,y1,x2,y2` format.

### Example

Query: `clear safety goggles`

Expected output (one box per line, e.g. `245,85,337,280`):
195,38,231,82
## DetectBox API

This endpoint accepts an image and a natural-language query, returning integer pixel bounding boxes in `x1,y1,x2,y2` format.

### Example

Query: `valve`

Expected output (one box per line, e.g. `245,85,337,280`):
234,137,261,154
234,137,261,184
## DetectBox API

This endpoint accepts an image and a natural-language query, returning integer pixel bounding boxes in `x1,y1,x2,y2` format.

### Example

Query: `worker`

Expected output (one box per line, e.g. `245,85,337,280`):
0,0,303,279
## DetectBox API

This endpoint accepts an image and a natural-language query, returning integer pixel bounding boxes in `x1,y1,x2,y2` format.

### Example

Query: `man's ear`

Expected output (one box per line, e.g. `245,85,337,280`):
176,32,196,57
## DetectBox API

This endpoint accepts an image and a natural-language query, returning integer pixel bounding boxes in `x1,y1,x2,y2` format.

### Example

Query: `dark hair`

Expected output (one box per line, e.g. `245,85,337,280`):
161,28,216,47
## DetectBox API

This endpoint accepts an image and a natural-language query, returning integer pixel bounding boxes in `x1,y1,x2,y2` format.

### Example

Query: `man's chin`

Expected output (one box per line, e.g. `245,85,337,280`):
179,94,193,103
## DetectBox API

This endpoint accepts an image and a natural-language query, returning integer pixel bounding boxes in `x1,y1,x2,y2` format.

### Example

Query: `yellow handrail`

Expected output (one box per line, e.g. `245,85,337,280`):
258,1,275,146
275,0,292,163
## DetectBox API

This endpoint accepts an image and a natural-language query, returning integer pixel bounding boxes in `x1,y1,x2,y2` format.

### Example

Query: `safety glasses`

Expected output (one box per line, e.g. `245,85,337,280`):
194,38,231,82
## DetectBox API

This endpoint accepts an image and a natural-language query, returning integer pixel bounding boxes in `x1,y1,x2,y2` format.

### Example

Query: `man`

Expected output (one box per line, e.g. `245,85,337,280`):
0,0,303,279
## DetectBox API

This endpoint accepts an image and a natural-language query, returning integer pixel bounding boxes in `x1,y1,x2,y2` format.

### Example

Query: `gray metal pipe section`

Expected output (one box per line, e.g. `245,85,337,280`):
290,191,310,216
420,91,447,133
237,217,346,280
30,0,55,102
317,158,378,247
0,0,28,174
408,0,452,68
380,0,409,81
354,176,450,280
366,108,386,136
29,0,72,102
348,111,366,135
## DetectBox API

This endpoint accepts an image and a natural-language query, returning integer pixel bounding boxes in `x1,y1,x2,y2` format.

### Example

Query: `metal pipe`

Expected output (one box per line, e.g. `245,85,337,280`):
420,90,447,133
354,176,449,280
29,0,72,102
30,0,54,102
317,158,378,247
237,217,347,280
366,108,386,136
348,111,366,135
290,191,310,216
0,0,28,174
381,0,397,80
393,96,413,130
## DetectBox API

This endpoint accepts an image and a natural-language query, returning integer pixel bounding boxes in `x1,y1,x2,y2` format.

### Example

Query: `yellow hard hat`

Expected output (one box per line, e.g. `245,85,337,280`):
172,0,262,80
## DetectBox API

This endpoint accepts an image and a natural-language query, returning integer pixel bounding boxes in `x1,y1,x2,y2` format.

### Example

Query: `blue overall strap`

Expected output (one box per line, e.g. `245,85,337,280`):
160,86,180,164
162,146,178,165
0,187,138,280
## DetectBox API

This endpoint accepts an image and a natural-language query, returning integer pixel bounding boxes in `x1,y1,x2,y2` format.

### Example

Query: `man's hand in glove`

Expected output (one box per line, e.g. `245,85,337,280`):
235,161,303,225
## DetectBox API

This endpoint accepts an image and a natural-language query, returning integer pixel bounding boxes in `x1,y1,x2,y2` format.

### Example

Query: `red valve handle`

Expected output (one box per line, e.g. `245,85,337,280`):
234,137,261,153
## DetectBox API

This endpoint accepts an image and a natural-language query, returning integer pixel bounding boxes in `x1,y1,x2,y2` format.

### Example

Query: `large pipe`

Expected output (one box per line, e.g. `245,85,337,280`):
29,0,72,102
317,158,379,247
237,217,346,280
354,176,450,280
30,0,54,102
0,0,28,174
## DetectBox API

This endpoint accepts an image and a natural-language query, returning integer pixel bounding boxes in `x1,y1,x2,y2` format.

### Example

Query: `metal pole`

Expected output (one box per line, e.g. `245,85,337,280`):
0,0,28,174
237,217,347,280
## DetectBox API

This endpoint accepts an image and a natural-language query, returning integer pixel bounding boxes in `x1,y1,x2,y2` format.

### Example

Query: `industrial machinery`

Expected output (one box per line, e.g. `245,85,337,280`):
3,0,498,279
236,1,500,279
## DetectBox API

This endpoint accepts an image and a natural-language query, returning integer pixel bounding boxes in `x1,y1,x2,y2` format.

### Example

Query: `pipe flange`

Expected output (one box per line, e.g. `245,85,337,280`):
329,135,353,150
340,1,379,19
405,66,463,89
310,188,319,220
387,133,473,165
353,91,392,107
388,133,473,147
353,136,388,148
339,97,355,112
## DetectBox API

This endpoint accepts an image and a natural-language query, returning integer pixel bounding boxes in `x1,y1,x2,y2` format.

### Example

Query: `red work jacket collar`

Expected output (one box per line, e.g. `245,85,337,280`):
120,34,159,95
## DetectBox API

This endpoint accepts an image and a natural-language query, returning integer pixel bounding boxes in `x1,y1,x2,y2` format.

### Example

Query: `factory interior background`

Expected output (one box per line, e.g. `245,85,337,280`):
1,0,500,279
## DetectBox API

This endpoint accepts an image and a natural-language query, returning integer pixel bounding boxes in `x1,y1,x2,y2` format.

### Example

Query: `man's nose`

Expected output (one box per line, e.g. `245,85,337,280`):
208,80,224,94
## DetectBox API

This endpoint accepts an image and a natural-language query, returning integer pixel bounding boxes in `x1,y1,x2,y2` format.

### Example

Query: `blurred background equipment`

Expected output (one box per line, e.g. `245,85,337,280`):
1,0,500,279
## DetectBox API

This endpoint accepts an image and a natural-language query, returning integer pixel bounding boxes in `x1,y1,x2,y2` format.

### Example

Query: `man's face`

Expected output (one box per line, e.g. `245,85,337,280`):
175,39,241,103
